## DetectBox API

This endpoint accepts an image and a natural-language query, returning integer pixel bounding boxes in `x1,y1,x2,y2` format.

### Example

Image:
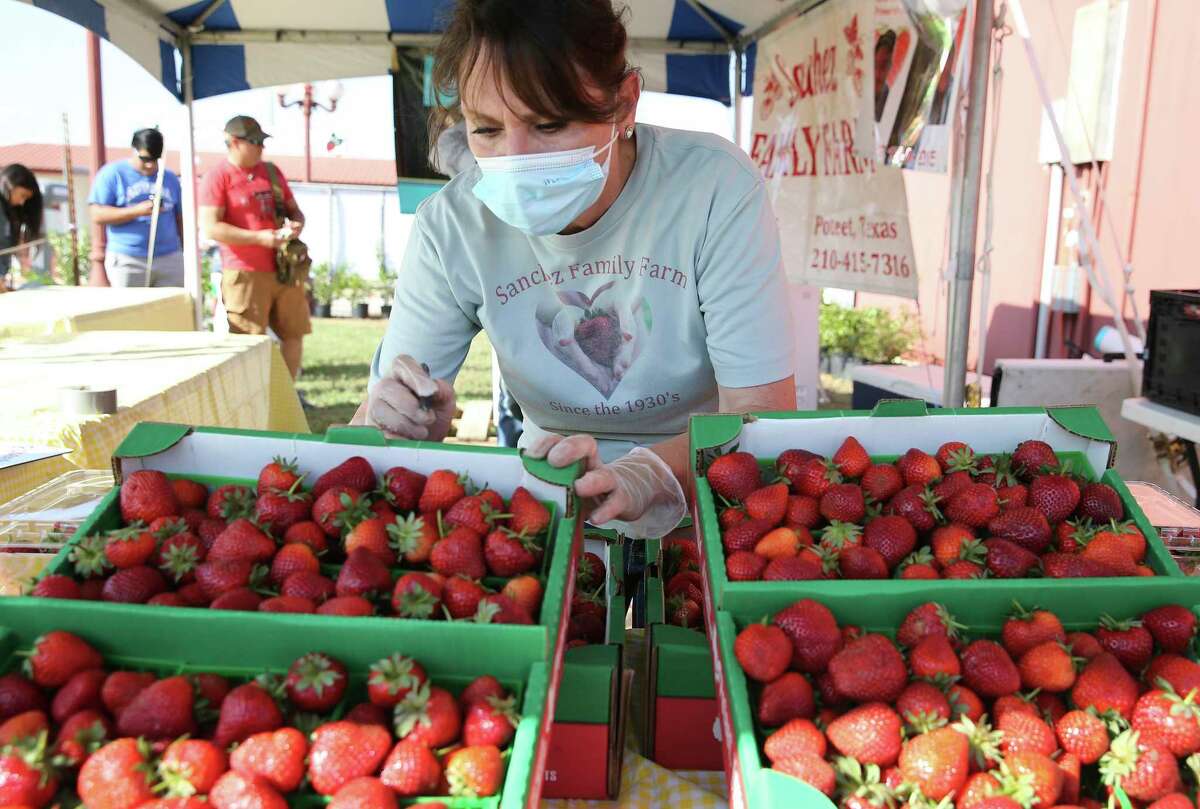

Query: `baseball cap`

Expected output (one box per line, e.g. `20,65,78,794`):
224,116,271,144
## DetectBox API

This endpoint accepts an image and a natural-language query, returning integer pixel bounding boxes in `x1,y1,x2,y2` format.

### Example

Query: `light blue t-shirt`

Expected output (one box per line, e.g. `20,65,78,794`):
88,161,182,257
371,124,796,460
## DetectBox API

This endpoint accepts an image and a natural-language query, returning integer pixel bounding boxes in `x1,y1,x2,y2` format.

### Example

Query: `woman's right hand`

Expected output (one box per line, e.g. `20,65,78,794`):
355,355,457,441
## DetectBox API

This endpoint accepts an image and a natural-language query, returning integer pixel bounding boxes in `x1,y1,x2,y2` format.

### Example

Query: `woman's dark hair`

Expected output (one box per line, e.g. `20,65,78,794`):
0,164,43,242
431,0,635,142
132,128,164,159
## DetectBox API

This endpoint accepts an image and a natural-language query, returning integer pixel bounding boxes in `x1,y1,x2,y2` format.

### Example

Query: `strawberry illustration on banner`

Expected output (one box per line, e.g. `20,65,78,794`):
534,284,651,399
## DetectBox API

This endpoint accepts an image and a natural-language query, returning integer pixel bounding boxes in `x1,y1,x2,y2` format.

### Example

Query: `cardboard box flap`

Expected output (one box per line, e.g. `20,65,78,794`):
870,399,930,418
324,425,389,447
113,423,192,460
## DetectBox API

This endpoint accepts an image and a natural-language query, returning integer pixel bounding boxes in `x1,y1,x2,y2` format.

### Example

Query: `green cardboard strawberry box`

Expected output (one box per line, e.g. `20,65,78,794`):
543,532,629,800
709,585,1200,809
689,402,1188,616
0,596,553,807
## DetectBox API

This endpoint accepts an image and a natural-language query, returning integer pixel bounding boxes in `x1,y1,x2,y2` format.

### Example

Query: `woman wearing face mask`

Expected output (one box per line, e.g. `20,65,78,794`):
357,0,796,539
0,164,44,291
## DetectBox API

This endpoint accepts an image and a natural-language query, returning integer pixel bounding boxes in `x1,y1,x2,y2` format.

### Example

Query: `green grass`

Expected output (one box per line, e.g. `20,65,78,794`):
297,317,494,435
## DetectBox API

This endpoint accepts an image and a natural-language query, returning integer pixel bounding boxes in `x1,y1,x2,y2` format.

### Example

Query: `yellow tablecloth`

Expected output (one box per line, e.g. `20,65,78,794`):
0,331,308,504
0,286,194,338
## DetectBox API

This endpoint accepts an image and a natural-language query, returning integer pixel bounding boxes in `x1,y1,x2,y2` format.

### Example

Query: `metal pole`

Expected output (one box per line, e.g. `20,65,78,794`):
180,40,204,328
943,0,994,408
303,83,313,183
61,116,80,286
729,48,744,148
86,31,108,285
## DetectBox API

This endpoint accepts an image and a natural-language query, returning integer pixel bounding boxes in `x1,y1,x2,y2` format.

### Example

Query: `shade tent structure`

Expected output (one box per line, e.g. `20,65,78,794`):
29,0,998,407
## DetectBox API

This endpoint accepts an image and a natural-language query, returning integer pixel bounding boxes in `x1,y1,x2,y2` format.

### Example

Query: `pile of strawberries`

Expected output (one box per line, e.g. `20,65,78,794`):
31,456,553,625
0,629,521,807
735,598,1200,808
705,437,1150,581
565,550,609,647
661,536,707,633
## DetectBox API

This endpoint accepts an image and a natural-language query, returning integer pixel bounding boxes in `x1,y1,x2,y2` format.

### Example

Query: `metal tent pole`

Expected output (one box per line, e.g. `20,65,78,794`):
180,40,203,328
943,0,994,408
729,47,744,147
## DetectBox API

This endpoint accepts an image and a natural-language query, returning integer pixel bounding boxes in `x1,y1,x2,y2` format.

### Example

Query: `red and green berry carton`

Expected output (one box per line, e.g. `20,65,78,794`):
689,401,1194,616
710,585,1200,809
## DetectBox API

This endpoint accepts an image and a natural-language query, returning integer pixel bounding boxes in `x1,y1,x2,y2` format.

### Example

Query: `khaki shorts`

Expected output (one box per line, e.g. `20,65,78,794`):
221,269,312,339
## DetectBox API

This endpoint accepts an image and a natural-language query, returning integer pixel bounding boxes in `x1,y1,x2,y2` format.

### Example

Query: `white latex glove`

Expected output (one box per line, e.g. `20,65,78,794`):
363,355,456,441
526,434,686,539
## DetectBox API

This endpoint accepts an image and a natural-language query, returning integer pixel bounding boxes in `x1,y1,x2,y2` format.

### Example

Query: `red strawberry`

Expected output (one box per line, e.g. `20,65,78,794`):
382,466,427,512
211,588,264,611
1099,730,1178,803
705,452,762,501
259,595,315,614
312,487,362,538
336,548,392,599
159,737,227,797
936,441,975,472
391,572,444,620
508,486,550,536
898,602,963,649
278,574,333,608
783,495,822,530
257,456,300,495
828,634,908,703
54,709,112,767
763,718,826,763
50,667,106,724
477,593,532,626
444,744,503,798
419,470,469,514
734,621,791,683
317,596,375,616
933,470,975,503
78,738,156,808
762,553,824,581
267,543,318,587
255,486,313,536
721,517,774,553
0,674,45,723
0,710,47,747
215,683,284,748
888,485,942,533
1143,605,1197,654
443,576,487,620
998,709,1058,756
462,695,518,747
102,565,168,603
1002,606,1066,659
431,529,486,579
909,634,961,679
945,483,1000,528
1078,481,1124,522
1132,689,1200,757
459,675,506,711
194,558,259,600
483,529,538,577
285,652,347,713
29,574,81,599
117,675,195,740
1097,615,1155,672
1004,750,1064,808
1029,473,1082,524
209,771,288,809
207,484,255,522
794,457,842,499
156,531,206,584
745,483,789,525
985,538,1039,578
897,448,942,486
285,521,329,555
996,482,1029,510
987,507,1052,554
896,680,952,725
120,469,180,524
756,672,815,727
344,702,390,726
24,631,102,688
104,524,158,569
1066,631,1105,659
861,463,904,502
502,575,542,617
229,727,308,793
1073,652,1139,717
776,448,821,490
367,654,427,708
838,545,889,579
1078,532,1139,576
1018,640,1077,692
723,551,765,581
1057,709,1110,764
1012,440,1059,478
379,738,441,797
100,671,154,720
773,599,842,673
172,478,209,510
393,684,462,748
863,515,917,569
820,483,866,523
576,551,606,590
772,752,835,796
826,702,903,765
960,640,1020,698
833,437,871,479
313,457,376,499
898,727,968,800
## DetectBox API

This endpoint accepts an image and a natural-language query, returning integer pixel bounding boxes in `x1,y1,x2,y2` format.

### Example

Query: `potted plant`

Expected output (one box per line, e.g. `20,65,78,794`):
345,275,371,318
819,303,917,378
377,244,397,318
310,262,337,318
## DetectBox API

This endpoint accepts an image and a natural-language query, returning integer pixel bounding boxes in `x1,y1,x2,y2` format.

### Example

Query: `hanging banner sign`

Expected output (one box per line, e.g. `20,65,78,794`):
750,0,919,298
873,0,969,172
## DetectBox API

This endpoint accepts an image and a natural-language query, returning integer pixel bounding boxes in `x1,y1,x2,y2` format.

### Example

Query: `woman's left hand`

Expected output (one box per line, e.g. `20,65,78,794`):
525,434,687,539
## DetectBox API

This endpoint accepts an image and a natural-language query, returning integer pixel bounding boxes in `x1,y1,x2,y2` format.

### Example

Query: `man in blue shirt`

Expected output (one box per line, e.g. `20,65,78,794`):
88,128,184,287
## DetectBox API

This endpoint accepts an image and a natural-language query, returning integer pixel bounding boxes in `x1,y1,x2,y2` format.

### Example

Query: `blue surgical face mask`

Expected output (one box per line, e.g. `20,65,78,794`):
472,125,620,236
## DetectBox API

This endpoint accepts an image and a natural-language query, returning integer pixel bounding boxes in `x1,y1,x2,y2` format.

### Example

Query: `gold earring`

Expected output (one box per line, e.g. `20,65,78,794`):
624,125,635,140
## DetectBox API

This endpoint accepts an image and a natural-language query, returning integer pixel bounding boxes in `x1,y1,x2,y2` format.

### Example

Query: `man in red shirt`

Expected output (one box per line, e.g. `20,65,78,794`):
200,116,309,378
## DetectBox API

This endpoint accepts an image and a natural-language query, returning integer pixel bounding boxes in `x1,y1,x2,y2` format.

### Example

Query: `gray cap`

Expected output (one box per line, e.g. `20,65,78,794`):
224,115,271,144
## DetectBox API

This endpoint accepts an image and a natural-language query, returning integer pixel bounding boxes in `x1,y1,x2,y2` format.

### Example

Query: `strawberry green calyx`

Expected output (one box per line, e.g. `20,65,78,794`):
253,672,287,705
393,682,433,738
472,600,501,625
2,730,58,789
395,586,439,620
1098,614,1144,632
919,487,944,524
292,653,343,697
289,711,324,737
898,547,936,573
1098,729,1142,788
951,715,1002,771
945,447,977,474
485,694,521,727
387,514,426,555
833,756,895,809
904,710,949,735
272,456,299,475
819,520,863,551
992,759,1038,808
70,533,111,578
151,519,187,541
369,654,421,696
159,542,201,583
219,487,256,521
956,539,988,567
332,493,373,535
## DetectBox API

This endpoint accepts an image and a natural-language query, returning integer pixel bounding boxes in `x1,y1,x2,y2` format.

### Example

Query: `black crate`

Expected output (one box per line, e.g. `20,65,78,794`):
1143,289,1200,416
